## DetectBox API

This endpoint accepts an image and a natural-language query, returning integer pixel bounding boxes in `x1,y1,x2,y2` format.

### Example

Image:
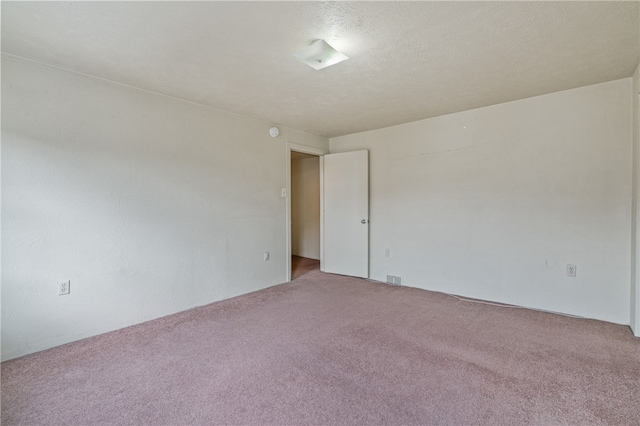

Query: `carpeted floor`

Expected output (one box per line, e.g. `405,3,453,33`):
2,265,640,425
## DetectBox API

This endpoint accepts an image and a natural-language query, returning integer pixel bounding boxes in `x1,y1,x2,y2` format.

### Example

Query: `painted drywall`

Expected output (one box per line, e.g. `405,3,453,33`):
1,56,328,361
291,157,320,260
632,63,640,336
331,79,633,325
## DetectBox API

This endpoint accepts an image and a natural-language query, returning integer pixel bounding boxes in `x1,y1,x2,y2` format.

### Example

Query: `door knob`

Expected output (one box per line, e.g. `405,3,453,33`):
361,219,367,224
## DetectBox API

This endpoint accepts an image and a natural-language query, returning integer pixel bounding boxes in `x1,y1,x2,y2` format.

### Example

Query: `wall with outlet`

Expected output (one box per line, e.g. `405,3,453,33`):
631,63,640,336
291,156,321,260
1,56,328,360
331,78,633,325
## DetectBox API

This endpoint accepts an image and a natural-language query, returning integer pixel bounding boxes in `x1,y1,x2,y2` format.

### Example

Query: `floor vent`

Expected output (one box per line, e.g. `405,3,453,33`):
386,275,402,286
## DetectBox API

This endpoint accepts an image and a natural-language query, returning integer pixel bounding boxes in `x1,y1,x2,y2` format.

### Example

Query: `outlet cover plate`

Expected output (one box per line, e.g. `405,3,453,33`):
58,280,70,295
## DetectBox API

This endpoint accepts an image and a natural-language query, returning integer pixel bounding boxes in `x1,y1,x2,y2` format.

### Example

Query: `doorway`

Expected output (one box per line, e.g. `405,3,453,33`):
285,142,329,281
291,151,321,279
285,143,370,282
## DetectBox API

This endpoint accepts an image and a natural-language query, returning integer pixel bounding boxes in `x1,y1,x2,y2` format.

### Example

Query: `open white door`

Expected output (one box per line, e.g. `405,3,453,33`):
321,150,369,278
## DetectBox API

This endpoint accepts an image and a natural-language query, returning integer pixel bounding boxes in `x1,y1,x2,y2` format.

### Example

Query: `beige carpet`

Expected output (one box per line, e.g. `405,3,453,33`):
2,267,639,425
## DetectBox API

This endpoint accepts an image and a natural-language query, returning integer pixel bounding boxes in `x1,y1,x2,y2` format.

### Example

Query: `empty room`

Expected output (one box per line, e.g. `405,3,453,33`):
2,1,639,425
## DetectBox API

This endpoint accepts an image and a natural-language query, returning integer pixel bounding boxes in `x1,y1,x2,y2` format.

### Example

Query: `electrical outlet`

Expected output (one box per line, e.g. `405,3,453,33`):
58,280,70,295
566,264,576,277
264,251,270,261
385,248,391,258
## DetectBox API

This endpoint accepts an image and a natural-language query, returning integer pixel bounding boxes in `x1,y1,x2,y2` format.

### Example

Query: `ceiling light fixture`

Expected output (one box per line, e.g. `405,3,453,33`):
293,39,349,71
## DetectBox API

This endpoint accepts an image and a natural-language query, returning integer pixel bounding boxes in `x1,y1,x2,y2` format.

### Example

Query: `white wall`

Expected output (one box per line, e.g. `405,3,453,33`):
0,56,328,361
632,63,640,336
331,79,633,325
291,157,320,260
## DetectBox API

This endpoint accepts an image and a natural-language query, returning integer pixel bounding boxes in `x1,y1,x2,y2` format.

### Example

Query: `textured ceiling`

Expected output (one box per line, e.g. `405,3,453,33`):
2,1,638,138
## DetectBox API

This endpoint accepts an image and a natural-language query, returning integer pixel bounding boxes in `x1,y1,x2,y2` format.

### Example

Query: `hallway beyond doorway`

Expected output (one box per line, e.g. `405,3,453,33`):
291,256,319,280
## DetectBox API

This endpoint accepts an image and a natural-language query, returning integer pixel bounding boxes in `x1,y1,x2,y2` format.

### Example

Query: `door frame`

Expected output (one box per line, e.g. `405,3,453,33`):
286,142,329,281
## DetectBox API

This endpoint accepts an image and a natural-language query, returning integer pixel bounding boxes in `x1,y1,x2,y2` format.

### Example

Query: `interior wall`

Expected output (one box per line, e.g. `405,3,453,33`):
1,56,329,361
330,78,633,325
291,156,320,260
632,63,640,336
